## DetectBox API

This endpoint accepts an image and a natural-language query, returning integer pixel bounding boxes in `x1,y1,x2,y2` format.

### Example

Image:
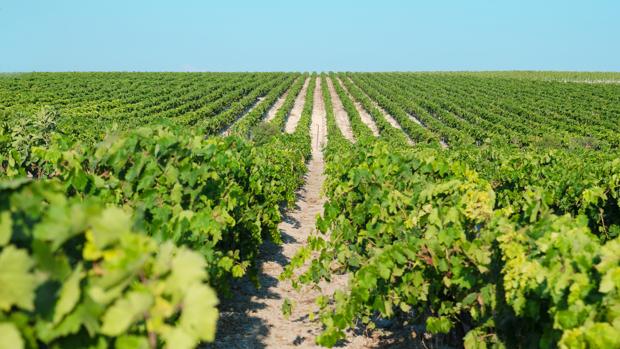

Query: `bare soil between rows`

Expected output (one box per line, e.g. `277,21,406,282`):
213,79,422,349
337,77,380,137
326,77,355,142
346,77,414,145
284,77,311,133
213,78,342,348
263,85,292,123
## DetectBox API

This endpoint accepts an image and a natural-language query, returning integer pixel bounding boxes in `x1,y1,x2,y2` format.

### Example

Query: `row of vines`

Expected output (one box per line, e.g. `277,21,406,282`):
1,71,619,348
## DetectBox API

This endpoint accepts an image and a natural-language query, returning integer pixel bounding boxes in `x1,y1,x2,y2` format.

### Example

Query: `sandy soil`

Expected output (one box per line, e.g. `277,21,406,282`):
336,77,379,137
221,97,266,136
284,77,311,133
346,77,414,146
326,77,355,142
213,78,372,348
263,86,291,123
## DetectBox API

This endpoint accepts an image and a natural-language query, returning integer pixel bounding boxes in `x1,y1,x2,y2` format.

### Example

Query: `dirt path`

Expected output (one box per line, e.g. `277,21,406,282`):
214,79,375,348
221,97,266,136
212,80,414,349
337,77,379,137
347,77,414,146
284,77,311,133
326,77,355,142
263,86,291,123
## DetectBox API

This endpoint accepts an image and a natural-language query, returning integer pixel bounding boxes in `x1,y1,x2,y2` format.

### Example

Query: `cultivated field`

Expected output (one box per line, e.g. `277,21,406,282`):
1,72,619,349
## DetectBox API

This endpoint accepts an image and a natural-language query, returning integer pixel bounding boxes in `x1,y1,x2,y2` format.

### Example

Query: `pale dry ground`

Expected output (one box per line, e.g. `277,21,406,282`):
326,77,355,142
336,77,380,137
263,85,292,123
284,77,311,133
221,97,266,136
346,77,414,145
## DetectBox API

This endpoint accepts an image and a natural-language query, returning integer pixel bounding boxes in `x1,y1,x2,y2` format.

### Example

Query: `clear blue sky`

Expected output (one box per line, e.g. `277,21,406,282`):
1,0,619,72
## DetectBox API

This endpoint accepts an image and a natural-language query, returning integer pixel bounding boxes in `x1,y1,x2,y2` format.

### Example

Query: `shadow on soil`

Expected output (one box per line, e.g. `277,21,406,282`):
207,205,299,349
206,187,439,348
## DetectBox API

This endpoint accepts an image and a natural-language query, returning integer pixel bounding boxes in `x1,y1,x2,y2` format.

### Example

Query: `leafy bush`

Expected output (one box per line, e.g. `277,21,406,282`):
0,179,218,349
285,142,620,348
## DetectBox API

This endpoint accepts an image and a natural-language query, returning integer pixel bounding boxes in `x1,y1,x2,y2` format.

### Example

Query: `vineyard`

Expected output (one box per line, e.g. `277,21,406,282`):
1,72,619,349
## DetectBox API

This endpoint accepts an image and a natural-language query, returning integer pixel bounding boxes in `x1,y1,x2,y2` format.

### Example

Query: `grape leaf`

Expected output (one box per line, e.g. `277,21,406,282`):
100,291,153,336
0,246,40,311
426,316,453,335
179,284,219,342
165,249,207,297
53,263,83,324
163,327,196,349
116,335,150,349
89,207,131,249
0,212,12,246
0,323,24,349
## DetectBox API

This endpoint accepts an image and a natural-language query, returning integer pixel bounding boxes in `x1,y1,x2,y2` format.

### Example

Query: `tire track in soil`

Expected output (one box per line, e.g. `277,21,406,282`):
284,77,311,133
326,77,355,142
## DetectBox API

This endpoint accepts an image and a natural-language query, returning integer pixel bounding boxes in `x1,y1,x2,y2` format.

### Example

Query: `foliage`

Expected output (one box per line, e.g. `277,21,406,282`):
0,179,218,349
286,141,620,348
2,72,619,348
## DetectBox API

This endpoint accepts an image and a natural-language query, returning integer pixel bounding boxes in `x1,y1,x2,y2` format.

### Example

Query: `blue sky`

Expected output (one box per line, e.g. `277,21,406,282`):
1,0,619,72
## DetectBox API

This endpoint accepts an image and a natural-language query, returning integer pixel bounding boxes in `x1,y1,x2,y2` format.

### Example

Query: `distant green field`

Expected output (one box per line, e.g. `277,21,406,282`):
432,70,620,81
1,71,619,144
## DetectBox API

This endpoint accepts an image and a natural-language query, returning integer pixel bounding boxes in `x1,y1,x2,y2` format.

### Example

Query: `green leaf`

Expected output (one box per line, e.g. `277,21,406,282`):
152,241,174,276
116,335,150,349
0,177,31,190
0,323,24,349
171,182,182,204
179,284,219,342
464,330,487,349
100,291,154,336
165,249,207,296
163,328,196,349
426,316,453,334
0,212,12,246
89,207,131,249
53,263,83,324
0,246,40,311
583,323,620,348
36,300,95,343
281,298,293,319
217,256,234,272
599,267,620,293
